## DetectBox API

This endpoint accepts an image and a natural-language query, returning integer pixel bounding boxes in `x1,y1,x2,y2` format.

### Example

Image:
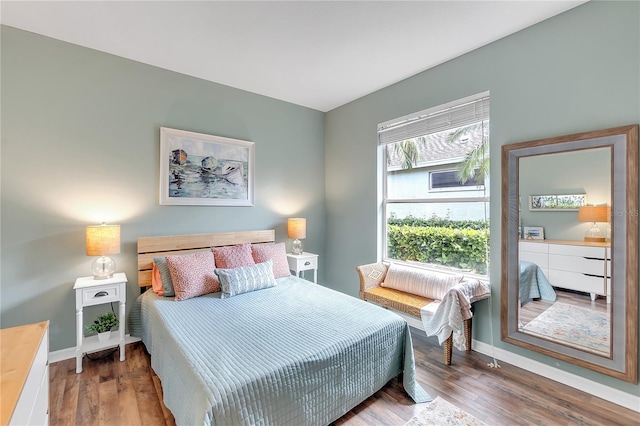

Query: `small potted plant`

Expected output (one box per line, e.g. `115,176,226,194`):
86,311,119,342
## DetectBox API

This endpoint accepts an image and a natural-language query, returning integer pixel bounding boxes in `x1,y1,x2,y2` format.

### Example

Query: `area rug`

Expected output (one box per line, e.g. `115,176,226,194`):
521,301,609,356
404,397,487,426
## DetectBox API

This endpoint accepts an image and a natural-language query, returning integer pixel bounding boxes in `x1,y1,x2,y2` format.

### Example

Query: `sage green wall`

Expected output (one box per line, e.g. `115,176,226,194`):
325,1,639,394
0,26,326,351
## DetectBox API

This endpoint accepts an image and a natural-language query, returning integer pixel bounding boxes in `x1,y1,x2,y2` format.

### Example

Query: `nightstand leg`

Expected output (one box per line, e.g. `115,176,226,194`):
76,307,83,373
313,269,317,283
119,300,126,361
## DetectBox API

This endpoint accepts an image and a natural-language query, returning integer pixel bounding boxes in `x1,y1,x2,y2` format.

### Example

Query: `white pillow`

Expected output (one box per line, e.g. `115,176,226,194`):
381,263,463,300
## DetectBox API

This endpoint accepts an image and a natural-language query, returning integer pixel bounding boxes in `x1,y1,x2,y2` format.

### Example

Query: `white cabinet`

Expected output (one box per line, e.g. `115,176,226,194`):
519,241,549,278
1,321,49,426
74,273,127,373
519,240,610,302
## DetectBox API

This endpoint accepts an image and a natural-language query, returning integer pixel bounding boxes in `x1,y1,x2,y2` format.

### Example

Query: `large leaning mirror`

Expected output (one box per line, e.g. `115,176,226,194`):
501,125,638,383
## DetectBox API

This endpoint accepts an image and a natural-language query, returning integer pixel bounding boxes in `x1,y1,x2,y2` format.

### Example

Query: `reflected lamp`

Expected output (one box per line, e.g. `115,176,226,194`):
287,218,306,255
577,206,609,243
86,223,120,279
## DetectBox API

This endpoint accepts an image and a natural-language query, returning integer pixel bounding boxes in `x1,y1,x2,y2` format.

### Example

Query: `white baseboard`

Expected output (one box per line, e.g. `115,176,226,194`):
49,334,141,364
472,340,640,413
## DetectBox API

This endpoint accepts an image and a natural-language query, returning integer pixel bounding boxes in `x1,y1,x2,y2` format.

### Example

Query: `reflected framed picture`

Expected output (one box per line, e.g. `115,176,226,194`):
523,226,544,240
159,127,254,206
529,194,586,211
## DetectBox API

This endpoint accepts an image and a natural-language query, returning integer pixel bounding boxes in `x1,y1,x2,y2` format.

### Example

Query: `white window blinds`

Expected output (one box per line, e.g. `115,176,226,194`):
378,95,490,145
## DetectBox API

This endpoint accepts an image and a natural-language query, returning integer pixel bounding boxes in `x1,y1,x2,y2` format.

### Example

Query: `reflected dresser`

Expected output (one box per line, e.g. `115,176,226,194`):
519,239,611,303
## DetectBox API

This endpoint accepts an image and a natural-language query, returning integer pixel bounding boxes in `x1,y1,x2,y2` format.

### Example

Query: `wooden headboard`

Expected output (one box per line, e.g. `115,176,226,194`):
137,229,276,288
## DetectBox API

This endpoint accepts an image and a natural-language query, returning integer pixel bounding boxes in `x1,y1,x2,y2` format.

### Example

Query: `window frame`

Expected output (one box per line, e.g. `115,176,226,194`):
378,92,490,277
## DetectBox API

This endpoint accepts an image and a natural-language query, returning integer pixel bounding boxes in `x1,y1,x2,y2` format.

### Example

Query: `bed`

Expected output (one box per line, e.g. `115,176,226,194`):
131,230,429,425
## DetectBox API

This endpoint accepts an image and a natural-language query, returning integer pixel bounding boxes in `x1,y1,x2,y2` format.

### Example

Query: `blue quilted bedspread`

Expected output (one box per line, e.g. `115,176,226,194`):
519,260,556,305
130,275,429,425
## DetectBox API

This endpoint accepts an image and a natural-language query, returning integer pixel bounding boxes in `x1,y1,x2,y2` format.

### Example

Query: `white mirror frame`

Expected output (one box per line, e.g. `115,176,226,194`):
501,125,638,383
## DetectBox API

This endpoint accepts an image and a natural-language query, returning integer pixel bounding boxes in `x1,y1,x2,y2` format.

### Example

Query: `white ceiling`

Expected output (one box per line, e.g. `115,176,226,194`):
1,1,587,112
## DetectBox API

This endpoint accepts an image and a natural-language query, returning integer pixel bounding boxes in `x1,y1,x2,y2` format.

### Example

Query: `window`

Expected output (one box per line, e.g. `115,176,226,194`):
430,169,484,191
378,93,490,276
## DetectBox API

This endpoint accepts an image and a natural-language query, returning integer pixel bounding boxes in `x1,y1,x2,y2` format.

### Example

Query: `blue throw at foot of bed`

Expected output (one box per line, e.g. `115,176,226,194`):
519,260,556,305
130,275,430,425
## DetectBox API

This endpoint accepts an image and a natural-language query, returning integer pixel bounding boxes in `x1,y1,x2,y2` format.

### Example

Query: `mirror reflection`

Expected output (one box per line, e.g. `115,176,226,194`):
517,148,611,357
501,124,638,383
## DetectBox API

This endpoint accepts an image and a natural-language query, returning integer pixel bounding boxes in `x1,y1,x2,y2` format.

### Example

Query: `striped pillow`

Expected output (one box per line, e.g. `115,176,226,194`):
166,251,220,301
215,260,277,299
381,263,463,300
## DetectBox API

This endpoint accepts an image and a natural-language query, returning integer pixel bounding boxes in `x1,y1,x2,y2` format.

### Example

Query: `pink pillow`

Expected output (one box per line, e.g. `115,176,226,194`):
251,242,291,278
151,263,164,296
166,251,220,301
212,243,255,269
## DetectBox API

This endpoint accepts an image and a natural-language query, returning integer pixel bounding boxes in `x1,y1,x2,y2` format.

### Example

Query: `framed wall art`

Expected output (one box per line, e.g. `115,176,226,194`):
528,194,586,211
522,226,544,240
159,127,254,206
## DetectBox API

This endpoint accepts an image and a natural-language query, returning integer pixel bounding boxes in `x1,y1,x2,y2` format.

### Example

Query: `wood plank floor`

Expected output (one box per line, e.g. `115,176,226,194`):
50,329,638,425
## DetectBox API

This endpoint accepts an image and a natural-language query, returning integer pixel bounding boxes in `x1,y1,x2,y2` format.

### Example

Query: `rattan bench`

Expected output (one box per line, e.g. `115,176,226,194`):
357,262,472,365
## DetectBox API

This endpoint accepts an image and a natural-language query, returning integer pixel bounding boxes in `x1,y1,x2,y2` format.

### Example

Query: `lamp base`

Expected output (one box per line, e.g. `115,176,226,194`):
291,239,303,255
92,256,116,280
584,236,606,243
584,223,605,243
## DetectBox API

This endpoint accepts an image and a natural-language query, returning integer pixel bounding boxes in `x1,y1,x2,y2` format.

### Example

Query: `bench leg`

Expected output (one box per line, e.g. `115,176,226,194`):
464,318,472,352
443,334,453,365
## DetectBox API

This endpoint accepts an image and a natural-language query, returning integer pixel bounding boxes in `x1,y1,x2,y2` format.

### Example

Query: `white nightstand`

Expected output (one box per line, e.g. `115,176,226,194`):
287,252,318,283
73,272,127,373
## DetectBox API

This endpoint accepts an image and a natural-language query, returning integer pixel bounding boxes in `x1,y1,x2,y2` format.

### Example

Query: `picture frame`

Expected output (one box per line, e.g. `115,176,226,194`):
159,127,254,206
523,226,544,240
528,194,586,211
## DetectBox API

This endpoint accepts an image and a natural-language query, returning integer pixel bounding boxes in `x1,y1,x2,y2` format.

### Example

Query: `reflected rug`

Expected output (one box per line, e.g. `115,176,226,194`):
404,397,487,426
521,301,609,356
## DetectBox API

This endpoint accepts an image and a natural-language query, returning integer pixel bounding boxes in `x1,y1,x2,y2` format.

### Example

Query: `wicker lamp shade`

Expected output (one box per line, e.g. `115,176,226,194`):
287,218,306,239
86,224,121,256
577,205,609,224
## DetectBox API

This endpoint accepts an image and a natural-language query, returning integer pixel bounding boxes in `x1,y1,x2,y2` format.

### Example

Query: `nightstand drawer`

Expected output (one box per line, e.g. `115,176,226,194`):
286,252,319,283
288,255,317,271
299,256,317,271
82,285,120,306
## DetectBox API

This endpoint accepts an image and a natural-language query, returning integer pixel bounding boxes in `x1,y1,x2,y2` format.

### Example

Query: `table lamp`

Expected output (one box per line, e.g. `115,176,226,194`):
288,218,306,255
86,223,120,279
577,205,609,243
